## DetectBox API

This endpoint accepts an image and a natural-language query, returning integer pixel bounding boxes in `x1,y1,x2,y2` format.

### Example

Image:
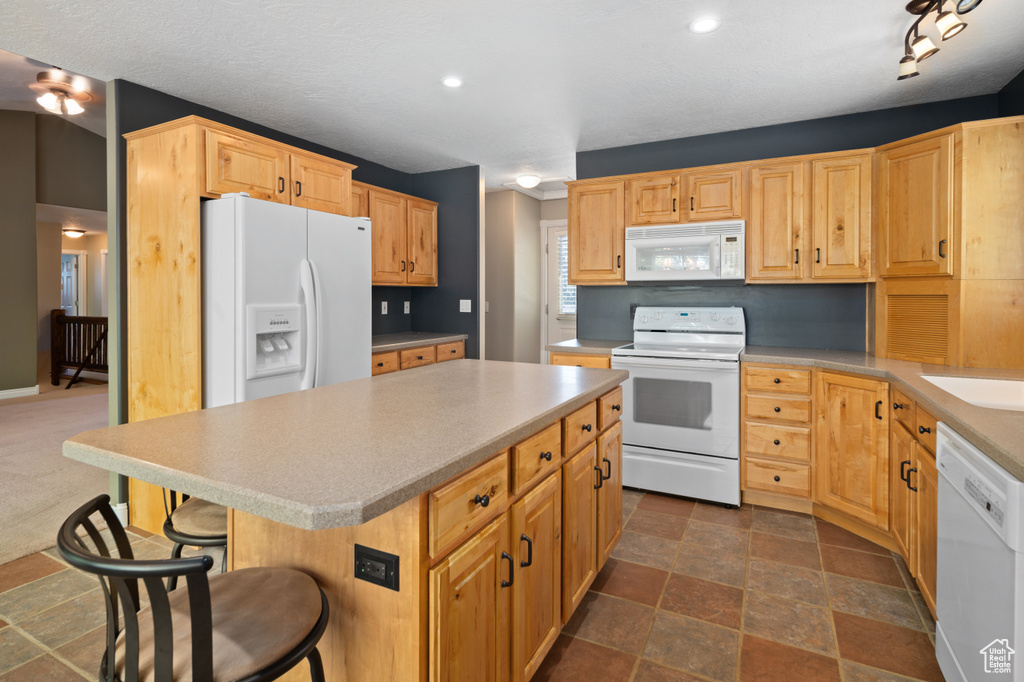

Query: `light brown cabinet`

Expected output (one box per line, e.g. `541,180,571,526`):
364,185,439,286
568,181,625,284
748,162,805,280
596,422,623,566
561,441,598,620
686,168,743,221
814,372,889,529
628,173,680,225
812,155,871,279
351,182,369,217
407,198,439,285
549,352,611,369
371,340,464,376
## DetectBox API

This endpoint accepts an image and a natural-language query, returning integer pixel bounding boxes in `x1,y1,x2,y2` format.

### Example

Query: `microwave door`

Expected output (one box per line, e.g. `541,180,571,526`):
627,236,720,281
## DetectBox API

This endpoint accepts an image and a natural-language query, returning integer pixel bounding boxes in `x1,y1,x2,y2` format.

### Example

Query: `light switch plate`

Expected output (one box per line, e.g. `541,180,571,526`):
381,302,388,315
459,299,472,313
404,301,410,314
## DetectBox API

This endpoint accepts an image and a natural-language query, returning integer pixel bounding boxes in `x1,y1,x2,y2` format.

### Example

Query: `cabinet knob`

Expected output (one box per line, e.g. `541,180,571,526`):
612,404,621,411
893,402,903,410
919,426,932,434
376,362,383,367
473,494,490,508
540,451,552,462
774,407,781,413
582,423,592,432
774,476,781,482
451,349,457,354
417,355,423,360
774,439,780,445
774,378,781,384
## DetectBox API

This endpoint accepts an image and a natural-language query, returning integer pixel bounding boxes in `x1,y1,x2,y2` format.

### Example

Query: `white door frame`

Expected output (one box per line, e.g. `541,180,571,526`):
62,249,88,316
540,219,570,363
100,249,108,316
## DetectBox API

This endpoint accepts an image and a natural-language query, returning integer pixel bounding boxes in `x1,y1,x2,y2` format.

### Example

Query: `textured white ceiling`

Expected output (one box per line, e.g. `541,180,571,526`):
1,0,1022,187
37,203,108,235
0,49,106,136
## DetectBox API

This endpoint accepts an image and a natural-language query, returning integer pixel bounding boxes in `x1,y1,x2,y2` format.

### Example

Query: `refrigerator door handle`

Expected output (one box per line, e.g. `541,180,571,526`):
308,258,325,388
299,259,318,390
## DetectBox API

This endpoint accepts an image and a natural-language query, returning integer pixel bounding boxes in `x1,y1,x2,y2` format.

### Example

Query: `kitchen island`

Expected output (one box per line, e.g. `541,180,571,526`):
64,359,628,682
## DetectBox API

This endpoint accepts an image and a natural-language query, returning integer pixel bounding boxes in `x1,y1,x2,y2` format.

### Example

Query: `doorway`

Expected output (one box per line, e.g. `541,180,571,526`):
541,221,576,362
61,251,87,316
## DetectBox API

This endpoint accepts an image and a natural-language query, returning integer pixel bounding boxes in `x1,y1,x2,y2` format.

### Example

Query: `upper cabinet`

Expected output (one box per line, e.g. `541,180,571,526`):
568,181,625,285
407,198,438,286
351,182,369,218
748,162,805,280
625,168,743,226
812,155,872,279
685,168,743,222
290,153,352,216
364,184,439,287
628,173,680,225
877,134,954,278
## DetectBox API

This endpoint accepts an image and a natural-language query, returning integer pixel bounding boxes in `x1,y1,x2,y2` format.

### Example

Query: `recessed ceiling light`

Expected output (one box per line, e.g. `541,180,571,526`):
441,76,463,88
516,174,541,189
689,17,720,34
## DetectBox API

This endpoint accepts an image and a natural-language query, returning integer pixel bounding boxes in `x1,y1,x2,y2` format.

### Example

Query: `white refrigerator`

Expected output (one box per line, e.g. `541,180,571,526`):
201,194,371,408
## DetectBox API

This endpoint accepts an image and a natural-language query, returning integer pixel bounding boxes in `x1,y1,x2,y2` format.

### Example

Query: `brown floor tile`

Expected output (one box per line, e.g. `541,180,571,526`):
826,574,924,631
673,543,747,587
684,521,749,555
591,558,669,607
533,634,635,682
634,659,708,682
563,592,654,655
638,493,696,518
643,611,739,682
747,558,827,606
0,654,85,682
0,618,6,629
893,552,916,590
909,589,935,634
739,635,841,682
833,612,944,681
691,503,753,530
842,661,923,682
660,574,744,629
751,509,817,542
753,505,809,517
750,532,821,570
610,532,679,570
0,629,45,675
17,588,106,649
0,569,96,624
820,546,904,587
743,592,836,656
622,487,645,511
0,554,65,594
815,519,890,555
54,626,105,678
125,525,153,538
626,509,689,541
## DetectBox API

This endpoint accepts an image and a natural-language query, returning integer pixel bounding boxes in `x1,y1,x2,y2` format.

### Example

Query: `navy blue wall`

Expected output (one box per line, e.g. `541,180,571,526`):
998,68,1024,116
575,95,1003,351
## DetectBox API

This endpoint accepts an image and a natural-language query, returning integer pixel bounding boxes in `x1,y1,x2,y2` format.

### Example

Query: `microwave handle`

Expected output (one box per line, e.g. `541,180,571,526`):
713,238,722,278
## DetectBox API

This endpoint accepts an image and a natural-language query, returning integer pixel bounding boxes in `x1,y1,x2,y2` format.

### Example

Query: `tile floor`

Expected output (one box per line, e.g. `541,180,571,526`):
0,491,943,681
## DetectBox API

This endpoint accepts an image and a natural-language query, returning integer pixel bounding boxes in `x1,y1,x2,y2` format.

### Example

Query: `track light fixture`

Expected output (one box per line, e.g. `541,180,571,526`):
898,0,979,80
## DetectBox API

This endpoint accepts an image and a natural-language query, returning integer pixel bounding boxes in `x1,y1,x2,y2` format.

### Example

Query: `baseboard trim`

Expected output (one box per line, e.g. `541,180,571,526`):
112,503,129,528
0,385,40,401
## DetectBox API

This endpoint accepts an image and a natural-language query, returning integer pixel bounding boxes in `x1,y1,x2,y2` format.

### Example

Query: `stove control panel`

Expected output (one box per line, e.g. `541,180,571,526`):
633,306,745,334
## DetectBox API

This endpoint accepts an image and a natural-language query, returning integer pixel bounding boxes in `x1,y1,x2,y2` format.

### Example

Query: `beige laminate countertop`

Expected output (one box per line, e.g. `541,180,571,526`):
742,346,1024,481
372,332,468,352
63,360,628,531
546,339,630,355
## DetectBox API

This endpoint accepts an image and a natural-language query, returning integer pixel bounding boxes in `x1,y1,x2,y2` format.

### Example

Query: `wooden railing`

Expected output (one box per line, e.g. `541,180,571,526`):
50,309,108,388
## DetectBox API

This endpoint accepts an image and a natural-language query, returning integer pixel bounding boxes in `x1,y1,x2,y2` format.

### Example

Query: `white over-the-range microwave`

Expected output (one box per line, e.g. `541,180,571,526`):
624,220,745,281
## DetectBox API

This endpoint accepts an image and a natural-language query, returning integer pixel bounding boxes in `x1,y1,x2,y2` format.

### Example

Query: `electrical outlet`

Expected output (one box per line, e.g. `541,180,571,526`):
404,301,410,314
381,301,388,315
459,299,472,313
354,544,399,591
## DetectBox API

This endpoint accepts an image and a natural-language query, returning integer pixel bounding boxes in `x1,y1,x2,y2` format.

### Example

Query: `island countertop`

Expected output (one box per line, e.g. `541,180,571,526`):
63,360,628,531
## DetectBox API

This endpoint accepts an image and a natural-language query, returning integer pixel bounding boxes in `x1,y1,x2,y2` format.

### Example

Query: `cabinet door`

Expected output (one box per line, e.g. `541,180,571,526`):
748,162,805,280
561,442,598,621
686,169,743,222
205,129,289,203
351,182,369,218
568,182,625,284
596,422,623,566
628,174,681,225
290,154,352,216
511,472,561,682
368,190,408,285
812,155,871,279
914,452,938,618
407,198,438,285
430,514,511,682
889,423,916,570
878,134,954,277
814,373,890,529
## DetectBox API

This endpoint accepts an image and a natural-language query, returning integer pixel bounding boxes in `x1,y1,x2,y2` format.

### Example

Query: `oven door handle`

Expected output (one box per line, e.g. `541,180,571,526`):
611,356,739,372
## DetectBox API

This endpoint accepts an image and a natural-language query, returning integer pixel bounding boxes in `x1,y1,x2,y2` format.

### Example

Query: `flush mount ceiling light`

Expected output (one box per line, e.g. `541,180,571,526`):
898,0,977,80
62,228,85,238
516,174,541,189
441,76,463,88
30,70,91,115
688,17,720,34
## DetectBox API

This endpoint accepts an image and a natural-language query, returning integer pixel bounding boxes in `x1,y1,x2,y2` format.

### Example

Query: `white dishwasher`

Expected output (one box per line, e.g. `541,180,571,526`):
936,423,1024,682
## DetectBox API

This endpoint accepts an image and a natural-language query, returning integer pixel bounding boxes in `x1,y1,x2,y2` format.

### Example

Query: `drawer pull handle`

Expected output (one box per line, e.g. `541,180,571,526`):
473,494,490,508
594,466,604,489
576,364,582,367
672,197,677,212
774,378,781,384
875,400,883,420
612,404,621,411
376,362,384,367
893,402,903,410
774,476,781,482
451,349,457,354
295,180,302,197
816,247,821,263
401,260,406,271
410,261,415,273
773,439,780,445
582,423,592,432
900,460,911,482
520,534,533,568
278,177,285,193
602,457,612,481
501,552,514,587
540,451,552,462
774,407,781,413
795,248,799,265
939,239,946,258
906,467,918,492
417,355,423,360
919,426,931,435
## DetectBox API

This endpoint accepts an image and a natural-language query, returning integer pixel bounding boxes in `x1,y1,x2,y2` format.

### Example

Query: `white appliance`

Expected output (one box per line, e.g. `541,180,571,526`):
624,221,744,282
611,306,745,505
936,423,1024,682
202,194,372,407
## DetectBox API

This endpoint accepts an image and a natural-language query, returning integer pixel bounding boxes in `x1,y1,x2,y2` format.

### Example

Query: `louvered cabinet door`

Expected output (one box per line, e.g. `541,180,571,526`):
878,277,959,365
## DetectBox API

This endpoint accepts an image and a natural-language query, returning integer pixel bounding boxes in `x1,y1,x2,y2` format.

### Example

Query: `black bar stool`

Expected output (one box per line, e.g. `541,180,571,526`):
162,490,228,591
58,494,329,682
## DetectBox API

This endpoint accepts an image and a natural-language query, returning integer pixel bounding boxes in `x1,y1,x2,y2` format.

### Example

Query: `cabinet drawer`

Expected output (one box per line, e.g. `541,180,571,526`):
550,352,611,369
429,451,509,558
891,388,915,432
744,366,812,395
745,395,811,423
371,351,399,376
743,422,811,462
563,401,598,457
512,423,562,494
435,341,465,362
597,386,623,431
400,345,436,370
916,405,938,454
744,457,811,498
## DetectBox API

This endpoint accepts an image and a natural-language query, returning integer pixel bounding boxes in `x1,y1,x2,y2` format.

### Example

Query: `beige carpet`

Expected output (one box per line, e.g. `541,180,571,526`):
0,393,111,564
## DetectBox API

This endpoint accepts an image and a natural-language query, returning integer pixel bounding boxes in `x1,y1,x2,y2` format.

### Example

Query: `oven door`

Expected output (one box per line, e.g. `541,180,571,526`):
611,355,739,459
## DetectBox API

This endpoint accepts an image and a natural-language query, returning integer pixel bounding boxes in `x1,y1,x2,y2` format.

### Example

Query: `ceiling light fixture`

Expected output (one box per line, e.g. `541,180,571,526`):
29,70,91,115
688,17,720,34
516,174,541,189
898,0,976,80
62,228,85,239
441,76,463,88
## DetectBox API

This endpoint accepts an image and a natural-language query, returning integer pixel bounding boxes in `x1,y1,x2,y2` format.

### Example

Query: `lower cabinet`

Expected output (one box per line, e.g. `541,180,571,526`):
561,442,598,620
596,422,623,566
890,419,938,618
549,352,611,369
372,340,465,376
916,454,938,617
